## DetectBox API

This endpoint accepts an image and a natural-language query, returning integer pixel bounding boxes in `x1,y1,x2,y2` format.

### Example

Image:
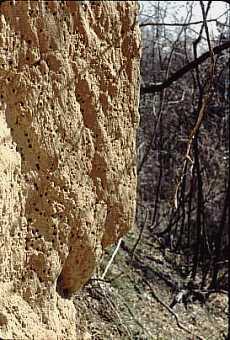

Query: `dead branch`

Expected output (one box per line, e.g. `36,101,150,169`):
140,18,219,27
131,208,149,261
122,299,152,338
101,238,122,280
140,40,230,94
142,278,206,340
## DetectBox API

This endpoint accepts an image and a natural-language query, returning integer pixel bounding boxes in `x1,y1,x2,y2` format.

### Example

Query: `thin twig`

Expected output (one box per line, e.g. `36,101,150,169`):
101,238,122,280
100,284,133,339
131,209,149,261
143,278,206,340
122,298,152,337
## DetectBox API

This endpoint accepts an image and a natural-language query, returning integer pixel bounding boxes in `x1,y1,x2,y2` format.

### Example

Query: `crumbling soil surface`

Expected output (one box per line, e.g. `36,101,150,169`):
74,225,228,339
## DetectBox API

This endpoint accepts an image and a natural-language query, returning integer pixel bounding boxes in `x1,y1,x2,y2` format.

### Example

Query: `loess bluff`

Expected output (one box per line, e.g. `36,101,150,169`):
0,1,140,339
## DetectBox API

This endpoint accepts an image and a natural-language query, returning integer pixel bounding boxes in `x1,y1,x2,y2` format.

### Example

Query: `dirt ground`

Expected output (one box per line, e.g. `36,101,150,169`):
74,225,228,340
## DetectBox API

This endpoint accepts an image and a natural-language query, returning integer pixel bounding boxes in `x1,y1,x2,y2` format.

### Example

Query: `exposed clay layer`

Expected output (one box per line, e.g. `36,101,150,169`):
0,1,140,338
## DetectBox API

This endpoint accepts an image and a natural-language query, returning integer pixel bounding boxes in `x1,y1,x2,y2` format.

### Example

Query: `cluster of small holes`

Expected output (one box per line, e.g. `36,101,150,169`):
0,0,135,298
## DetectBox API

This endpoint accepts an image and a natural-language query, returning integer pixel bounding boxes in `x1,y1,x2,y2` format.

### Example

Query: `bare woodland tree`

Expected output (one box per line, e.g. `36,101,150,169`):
137,0,229,310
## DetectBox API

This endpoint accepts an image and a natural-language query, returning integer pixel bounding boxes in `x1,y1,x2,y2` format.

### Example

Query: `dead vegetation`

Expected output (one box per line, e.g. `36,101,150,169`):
74,2,229,338
74,225,228,339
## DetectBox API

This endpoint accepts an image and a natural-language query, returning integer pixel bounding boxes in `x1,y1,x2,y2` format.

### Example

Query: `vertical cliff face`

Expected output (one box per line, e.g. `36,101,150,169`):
0,1,140,338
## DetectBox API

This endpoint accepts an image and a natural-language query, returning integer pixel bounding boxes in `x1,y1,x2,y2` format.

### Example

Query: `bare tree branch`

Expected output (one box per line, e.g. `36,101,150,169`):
131,208,149,261
140,40,230,94
140,18,220,27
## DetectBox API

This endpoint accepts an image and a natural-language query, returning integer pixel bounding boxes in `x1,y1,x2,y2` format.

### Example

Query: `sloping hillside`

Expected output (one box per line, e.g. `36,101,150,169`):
74,224,228,339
